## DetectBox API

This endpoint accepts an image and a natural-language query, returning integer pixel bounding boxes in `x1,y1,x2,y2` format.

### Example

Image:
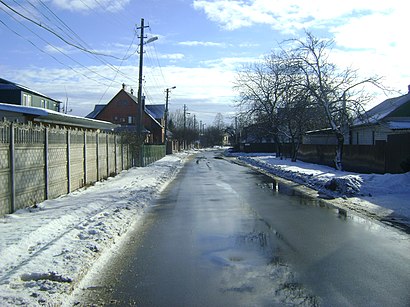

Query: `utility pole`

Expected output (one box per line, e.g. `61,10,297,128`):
164,86,176,147
137,18,148,137
136,18,149,166
183,104,187,149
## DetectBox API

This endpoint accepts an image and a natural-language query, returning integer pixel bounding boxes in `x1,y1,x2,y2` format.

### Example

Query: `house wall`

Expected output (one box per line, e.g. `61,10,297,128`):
95,90,164,143
350,123,410,145
303,133,349,145
96,90,138,125
21,91,59,111
0,91,60,111
0,91,20,105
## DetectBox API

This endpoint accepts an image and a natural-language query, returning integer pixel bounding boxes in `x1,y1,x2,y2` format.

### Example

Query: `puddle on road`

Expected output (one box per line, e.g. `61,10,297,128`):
200,218,321,306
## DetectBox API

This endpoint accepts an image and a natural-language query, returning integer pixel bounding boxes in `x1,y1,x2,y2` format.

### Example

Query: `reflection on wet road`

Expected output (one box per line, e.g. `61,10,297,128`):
75,151,410,306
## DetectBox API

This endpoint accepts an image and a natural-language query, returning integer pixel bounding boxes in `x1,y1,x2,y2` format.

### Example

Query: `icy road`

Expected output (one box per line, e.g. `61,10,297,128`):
73,151,410,306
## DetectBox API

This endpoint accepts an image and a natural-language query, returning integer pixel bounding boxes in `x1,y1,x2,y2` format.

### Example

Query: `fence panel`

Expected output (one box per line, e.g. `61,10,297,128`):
0,123,10,215
0,143,10,216
86,132,97,184
142,144,166,166
48,127,68,199
386,133,410,173
107,134,116,176
70,130,85,191
0,121,134,216
14,124,45,210
98,133,107,180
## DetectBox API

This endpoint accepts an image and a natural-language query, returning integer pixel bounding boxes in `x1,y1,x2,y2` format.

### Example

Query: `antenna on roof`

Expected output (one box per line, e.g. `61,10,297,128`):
64,86,72,114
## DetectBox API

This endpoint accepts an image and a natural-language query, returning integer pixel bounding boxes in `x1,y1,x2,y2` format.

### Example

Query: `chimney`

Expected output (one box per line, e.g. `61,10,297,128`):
408,84,410,94
122,83,125,90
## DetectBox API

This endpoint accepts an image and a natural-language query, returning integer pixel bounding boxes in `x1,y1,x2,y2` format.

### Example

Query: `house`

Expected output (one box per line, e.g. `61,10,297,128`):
303,128,349,145
350,91,410,145
0,78,61,112
303,91,410,145
86,85,165,144
0,103,118,131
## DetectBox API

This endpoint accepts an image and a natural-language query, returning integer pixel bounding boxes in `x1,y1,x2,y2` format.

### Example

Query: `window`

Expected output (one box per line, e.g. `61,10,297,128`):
22,93,32,106
128,116,133,124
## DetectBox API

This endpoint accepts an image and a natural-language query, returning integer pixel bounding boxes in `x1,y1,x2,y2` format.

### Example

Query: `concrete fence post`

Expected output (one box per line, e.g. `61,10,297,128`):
106,133,109,177
67,130,71,193
114,134,118,174
83,131,87,185
9,122,15,213
96,132,100,181
45,127,49,199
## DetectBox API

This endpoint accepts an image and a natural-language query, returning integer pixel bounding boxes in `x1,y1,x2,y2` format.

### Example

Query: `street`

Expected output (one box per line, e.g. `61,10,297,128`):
74,150,410,306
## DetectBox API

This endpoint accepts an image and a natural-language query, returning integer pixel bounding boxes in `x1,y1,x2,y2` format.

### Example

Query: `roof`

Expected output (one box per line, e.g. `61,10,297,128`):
0,103,118,130
387,121,410,130
145,104,165,119
0,78,61,103
86,89,164,128
86,104,105,118
353,93,410,126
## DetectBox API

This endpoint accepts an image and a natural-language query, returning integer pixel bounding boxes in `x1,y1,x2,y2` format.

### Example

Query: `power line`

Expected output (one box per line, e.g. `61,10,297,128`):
0,16,113,87
1,2,140,85
0,0,133,61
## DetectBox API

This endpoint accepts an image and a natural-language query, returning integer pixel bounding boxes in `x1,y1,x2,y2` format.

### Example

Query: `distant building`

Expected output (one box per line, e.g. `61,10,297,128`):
0,78,61,112
350,92,410,145
0,78,116,130
0,103,118,131
87,85,165,144
303,91,410,145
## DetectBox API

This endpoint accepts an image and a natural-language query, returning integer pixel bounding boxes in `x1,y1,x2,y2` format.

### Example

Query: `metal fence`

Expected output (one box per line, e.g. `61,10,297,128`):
282,133,410,174
142,144,166,167
0,121,134,216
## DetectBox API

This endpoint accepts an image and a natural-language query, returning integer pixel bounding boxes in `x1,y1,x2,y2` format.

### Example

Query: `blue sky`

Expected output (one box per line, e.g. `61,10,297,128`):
0,0,408,125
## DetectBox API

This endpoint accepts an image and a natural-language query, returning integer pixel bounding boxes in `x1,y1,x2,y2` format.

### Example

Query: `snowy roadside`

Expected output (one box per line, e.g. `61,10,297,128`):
225,151,410,233
0,152,193,306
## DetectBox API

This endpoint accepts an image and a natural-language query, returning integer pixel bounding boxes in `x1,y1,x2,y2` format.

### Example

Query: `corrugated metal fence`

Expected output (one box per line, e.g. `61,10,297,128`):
0,121,136,216
282,133,410,174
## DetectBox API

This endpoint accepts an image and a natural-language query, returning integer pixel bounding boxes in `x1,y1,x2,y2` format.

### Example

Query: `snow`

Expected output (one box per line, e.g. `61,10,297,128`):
0,152,191,306
225,150,410,230
0,149,409,305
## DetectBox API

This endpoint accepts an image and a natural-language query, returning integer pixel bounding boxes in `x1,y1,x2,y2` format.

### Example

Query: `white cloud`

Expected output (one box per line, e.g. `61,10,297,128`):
192,0,400,33
178,40,227,47
2,59,238,124
193,0,409,96
51,0,130,12
159,53,185,60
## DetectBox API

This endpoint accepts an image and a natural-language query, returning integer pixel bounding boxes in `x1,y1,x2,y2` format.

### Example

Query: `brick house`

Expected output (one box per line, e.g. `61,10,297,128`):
87,86,165,144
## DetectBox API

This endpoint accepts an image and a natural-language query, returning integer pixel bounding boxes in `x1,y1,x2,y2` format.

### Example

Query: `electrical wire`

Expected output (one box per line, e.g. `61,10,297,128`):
0,0,134,61
0,17,112,87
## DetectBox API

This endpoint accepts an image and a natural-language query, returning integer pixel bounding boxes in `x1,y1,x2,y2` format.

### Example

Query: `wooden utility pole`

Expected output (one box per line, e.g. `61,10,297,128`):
164,86,176,145
137,18,148,137
136,18,149,166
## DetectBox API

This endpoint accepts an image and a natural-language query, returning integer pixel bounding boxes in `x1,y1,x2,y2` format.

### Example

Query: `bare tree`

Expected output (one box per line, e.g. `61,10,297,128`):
234,57,288,153
285,31,385,170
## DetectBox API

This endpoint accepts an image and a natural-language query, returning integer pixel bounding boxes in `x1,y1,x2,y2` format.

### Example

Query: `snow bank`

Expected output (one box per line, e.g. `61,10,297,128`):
228,152,410,229
0,152,192,306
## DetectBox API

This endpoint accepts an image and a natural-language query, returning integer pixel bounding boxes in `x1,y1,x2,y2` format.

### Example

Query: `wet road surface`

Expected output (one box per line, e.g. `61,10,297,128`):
74,151,410,306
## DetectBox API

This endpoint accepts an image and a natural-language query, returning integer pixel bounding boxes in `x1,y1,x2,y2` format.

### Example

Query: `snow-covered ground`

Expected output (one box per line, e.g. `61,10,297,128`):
1,149,409,306
0,152,192,306
225,151,410,231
